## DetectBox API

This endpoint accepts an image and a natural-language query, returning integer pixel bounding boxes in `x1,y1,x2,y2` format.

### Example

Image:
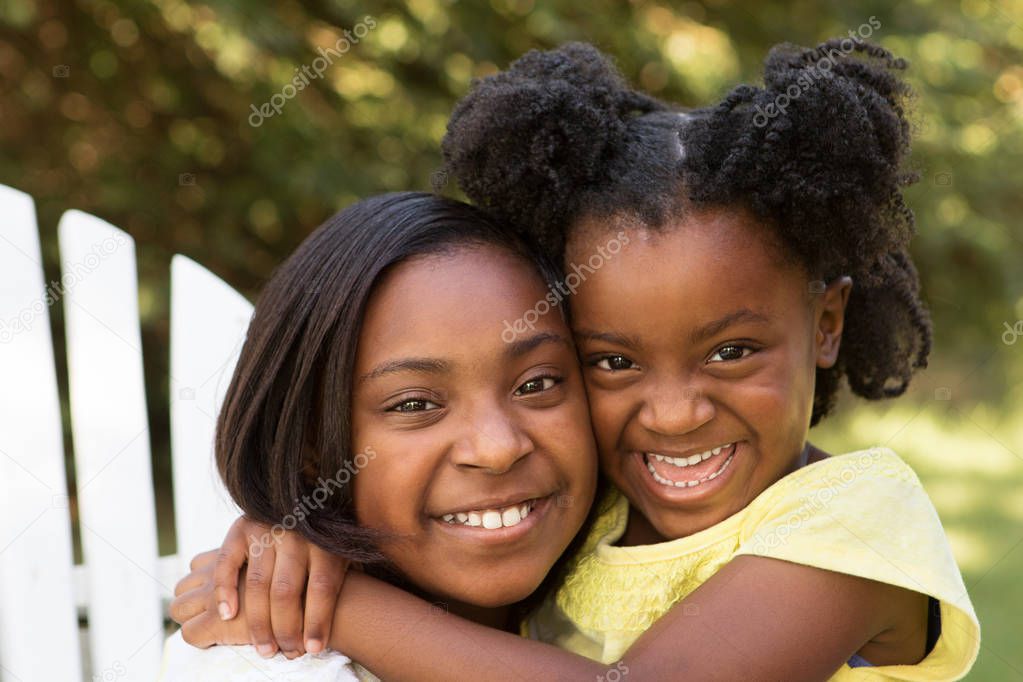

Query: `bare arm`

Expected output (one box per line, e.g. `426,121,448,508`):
331,556,924,681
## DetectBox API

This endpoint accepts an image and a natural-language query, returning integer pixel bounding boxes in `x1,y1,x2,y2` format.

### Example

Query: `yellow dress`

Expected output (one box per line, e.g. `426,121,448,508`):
524,447,979,681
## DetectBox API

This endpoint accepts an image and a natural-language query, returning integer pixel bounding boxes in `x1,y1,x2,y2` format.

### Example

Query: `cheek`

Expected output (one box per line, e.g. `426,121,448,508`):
733,363,812,447
583,383,632,454
352,438,430,532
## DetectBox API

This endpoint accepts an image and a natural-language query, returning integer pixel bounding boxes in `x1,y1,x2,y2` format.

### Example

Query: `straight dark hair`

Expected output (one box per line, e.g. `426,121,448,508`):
216,191,563,564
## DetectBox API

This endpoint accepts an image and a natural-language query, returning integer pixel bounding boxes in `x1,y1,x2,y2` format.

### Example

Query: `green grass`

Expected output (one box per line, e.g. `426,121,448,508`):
814,397,1023,681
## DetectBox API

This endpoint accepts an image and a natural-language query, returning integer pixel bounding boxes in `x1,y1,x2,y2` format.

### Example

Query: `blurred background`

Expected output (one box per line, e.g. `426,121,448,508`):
1,0,1020,678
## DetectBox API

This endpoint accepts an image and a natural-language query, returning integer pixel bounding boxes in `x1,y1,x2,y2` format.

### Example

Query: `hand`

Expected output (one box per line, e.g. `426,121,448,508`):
210,516,349,658
170,550,251,648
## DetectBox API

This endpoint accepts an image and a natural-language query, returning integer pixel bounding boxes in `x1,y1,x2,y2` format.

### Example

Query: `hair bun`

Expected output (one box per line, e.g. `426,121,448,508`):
441,42,663,248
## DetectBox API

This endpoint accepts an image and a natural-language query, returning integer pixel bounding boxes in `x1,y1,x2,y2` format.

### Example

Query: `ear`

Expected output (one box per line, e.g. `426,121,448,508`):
815,276,852,369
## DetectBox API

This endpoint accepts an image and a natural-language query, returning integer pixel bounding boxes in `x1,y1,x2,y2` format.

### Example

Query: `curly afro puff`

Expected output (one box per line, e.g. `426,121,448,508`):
441,39,932,426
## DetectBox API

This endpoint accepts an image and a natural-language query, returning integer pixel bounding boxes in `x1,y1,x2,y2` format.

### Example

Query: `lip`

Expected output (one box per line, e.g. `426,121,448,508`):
432,491,550,518
630,442,742,503
431,494,553,545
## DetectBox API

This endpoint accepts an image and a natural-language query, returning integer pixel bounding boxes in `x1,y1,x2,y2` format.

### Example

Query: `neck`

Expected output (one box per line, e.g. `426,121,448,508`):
444,600,514,630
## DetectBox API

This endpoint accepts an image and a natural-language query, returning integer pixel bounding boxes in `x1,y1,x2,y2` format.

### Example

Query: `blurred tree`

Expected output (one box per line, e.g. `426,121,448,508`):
1,0,1019,557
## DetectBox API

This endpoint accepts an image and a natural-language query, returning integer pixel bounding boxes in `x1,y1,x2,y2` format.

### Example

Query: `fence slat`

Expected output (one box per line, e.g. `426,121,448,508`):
169,255,250,565
0,185,83,682
59,210,164,681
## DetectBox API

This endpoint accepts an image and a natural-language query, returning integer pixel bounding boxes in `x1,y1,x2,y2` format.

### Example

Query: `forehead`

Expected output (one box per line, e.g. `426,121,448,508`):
567,209,807,333
356,245,563,366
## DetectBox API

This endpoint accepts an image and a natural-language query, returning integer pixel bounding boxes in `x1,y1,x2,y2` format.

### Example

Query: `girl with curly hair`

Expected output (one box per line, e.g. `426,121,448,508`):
177,38,979,681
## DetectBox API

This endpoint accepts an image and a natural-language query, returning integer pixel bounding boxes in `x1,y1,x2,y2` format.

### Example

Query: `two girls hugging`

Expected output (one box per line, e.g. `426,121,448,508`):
162,38,980,681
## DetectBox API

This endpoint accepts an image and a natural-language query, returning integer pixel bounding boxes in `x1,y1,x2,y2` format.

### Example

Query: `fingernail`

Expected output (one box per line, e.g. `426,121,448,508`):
256,644,275,658
217,602,232,620
306,638,323,654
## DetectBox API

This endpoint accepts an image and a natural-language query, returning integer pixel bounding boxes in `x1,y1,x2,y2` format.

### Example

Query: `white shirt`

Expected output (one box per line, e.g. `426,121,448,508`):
158,629,378,681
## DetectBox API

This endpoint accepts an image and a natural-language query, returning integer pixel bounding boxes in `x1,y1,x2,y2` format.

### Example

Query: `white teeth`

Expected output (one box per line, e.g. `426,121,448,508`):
644,443,732,469
644,450,737,489
482,511,502,529
502,507,521,526
442,500,537,529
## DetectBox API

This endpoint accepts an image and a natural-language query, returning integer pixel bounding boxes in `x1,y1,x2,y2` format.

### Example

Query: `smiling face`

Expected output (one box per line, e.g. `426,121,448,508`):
350,244,597,608
568,208,850,544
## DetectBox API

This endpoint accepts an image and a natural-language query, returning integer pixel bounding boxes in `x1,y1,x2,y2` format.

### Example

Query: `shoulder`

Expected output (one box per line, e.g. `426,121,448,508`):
741,446,921,526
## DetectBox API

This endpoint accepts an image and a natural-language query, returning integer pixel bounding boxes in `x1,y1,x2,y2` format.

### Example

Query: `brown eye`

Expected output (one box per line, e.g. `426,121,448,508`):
708,345,754,363
515,376,559,396
595,355,636,371
389,398,439,412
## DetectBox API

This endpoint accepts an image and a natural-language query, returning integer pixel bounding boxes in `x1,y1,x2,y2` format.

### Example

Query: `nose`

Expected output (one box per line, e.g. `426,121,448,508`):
636,377,715,436
450,400,534,474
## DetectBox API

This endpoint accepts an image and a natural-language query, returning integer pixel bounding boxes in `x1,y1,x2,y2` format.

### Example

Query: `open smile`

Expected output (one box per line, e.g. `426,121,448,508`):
630,442,741,500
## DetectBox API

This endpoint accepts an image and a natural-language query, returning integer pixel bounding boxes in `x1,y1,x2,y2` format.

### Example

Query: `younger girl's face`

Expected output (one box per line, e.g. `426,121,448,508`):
351,245,597,608
568,208,849,543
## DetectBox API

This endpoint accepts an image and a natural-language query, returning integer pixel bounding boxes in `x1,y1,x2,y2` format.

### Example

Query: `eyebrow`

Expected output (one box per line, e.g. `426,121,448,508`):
572,309,769,351
572,329,644,351
358,332,568,384
689,308,770,345
506,331,570,357
358,357,451,383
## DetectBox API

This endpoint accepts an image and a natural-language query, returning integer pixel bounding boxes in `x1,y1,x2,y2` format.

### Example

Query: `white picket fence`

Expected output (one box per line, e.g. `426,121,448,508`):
0,184,253,681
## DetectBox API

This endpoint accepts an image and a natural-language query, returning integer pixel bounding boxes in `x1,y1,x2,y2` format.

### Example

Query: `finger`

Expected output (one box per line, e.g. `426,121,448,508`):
180,608,248,648
303,547,348,654
174,569,210,599
270,536,309,658
180,612,219,648
244,538,278,658
169,585,213,625
213,519,258,621
189,549,219,572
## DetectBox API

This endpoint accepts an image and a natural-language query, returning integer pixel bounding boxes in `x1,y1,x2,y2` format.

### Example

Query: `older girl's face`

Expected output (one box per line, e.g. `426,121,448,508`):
351,245,597,608
567,208,849,544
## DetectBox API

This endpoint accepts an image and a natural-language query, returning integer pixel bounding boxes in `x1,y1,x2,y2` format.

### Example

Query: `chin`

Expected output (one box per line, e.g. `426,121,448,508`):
446,571,547,608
